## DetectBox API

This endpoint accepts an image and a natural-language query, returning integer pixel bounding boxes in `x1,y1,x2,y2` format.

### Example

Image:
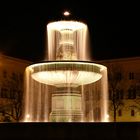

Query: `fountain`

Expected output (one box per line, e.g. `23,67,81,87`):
22,13,108,122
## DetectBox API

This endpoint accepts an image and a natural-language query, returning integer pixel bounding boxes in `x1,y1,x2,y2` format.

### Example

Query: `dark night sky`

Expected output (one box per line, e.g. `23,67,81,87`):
0,1,139,62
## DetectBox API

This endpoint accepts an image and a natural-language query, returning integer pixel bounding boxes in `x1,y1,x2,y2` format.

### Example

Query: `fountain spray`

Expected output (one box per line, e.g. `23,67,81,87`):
22,11,108,122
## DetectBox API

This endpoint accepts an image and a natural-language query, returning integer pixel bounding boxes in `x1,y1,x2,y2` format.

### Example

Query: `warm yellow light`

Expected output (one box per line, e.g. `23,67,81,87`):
63,11,70,16
26,114,30,119
28,61,106,70
103,114,109,122
32,70,102,86
106,114,109,118
47,21,87,31
27,62,107,86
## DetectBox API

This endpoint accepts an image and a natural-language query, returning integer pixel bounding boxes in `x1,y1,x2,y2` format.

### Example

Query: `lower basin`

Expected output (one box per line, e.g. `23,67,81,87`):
28,61,106,87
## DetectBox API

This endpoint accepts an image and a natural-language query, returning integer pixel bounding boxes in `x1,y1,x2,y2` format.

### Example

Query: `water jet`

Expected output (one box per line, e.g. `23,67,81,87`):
22,15,108,122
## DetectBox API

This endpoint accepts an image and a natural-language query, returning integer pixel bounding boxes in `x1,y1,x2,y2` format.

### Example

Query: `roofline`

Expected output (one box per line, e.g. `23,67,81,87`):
0,54,32,64
95,56,140,63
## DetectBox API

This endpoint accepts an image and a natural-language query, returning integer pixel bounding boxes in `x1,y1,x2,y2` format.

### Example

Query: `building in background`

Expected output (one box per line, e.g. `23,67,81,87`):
0,54,31,122
98,57,140,122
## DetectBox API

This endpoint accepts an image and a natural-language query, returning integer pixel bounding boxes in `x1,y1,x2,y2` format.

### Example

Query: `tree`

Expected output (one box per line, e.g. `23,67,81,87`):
9,72,23,121
108,64,124,122
0,70,23,122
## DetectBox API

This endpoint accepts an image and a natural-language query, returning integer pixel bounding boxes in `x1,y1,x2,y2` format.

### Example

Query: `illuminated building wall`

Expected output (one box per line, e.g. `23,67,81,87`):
98,57,140,122
0,54,31,122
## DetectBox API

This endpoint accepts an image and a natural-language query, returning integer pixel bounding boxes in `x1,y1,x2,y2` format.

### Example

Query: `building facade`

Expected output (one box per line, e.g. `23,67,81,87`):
0,54,31,122
98,57,140,122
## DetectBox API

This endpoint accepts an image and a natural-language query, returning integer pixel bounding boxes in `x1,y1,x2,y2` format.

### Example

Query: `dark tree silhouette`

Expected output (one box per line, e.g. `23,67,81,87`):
0,70,23,122
108,64,124,122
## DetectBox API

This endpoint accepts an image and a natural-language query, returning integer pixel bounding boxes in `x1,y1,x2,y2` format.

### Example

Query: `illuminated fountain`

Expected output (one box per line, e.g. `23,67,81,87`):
22,13,108,122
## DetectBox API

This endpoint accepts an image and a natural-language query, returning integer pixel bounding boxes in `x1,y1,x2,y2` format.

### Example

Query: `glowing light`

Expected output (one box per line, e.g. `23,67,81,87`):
47,21,87,31
22,18,108,122
47,20,89,61
32,71,102,86
28,61,106,70
63,11,70,16
106,114,109,119
106,114,110,120
103,114,110,122
26,114,30,119
27,62,106,86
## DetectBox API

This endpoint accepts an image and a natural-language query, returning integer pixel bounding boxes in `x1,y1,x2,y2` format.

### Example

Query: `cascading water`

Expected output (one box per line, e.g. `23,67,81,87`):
22,14,109,122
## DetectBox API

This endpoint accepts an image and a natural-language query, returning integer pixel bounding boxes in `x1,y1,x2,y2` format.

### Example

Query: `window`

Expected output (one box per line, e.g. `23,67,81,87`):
116,89,124,99
10,89,15,99
129,72,134,80
118,109,122,116
117,73,122,80
1,88,8,98
131,110,135,116
128,88,136,99
109,89,124,100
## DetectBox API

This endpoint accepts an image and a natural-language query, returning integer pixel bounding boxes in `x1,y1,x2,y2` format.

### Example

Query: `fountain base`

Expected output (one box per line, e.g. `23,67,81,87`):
23,61,108,122
50,93,83,122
